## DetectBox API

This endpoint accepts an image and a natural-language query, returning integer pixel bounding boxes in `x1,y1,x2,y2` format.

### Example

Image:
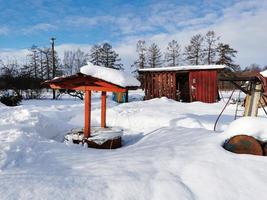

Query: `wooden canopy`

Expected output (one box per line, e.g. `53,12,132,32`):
45,73,137,138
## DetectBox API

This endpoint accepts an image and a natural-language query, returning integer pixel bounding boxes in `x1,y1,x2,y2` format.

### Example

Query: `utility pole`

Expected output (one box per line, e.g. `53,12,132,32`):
51,37,56,99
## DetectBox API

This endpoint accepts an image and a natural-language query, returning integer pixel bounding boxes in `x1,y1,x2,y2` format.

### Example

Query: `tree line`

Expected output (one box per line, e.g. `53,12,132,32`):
132,30,240,72
0,31,266,102
0,42,123,101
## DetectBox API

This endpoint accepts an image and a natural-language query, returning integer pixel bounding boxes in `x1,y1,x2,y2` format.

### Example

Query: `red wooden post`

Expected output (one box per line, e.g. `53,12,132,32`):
84,90,91,138
101,91,107,128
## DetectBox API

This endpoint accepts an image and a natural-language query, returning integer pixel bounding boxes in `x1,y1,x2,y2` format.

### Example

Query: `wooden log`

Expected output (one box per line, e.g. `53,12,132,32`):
101,91,107,128
84,90,91,138
223,135,263,156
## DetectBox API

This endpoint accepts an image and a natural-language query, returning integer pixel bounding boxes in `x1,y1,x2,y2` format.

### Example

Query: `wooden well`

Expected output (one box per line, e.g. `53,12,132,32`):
45,73,137,149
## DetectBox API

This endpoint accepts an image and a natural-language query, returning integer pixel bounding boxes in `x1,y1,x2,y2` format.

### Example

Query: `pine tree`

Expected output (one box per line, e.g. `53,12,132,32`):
216,43,239,71
100,43,123,70
165,40,181,66
204,31,219,64
147,43,162,68
89,45,102,66
184,34,204,65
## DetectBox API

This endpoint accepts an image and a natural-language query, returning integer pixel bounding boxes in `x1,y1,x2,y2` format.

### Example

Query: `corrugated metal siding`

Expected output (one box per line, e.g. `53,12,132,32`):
189,70,218,103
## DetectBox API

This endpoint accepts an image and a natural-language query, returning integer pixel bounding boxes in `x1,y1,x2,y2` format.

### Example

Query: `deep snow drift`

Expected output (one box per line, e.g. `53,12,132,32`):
0,90,267,200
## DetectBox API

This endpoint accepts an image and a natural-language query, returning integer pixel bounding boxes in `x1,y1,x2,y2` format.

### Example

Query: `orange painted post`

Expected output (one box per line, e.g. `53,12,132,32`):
84,90,91,138
101,91,107,128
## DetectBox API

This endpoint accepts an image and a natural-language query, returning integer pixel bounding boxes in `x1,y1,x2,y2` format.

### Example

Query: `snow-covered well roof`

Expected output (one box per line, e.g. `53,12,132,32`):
80,63,140,87
260,69,267,78
138,65,227,72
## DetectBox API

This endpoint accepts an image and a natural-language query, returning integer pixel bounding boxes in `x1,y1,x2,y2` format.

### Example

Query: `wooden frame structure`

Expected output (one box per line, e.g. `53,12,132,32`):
45,73,137,138
220,74,267,117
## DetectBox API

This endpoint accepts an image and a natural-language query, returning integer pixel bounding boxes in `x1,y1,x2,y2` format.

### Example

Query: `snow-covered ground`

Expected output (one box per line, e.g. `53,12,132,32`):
0,90,267,200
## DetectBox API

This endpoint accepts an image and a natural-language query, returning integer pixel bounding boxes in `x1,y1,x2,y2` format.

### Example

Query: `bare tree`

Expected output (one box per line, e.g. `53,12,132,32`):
165,40,181,66
184,34,204,65
204,31,219,64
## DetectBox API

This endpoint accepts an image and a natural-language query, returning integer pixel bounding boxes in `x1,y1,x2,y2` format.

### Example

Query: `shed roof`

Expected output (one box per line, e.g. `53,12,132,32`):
138,65,227,72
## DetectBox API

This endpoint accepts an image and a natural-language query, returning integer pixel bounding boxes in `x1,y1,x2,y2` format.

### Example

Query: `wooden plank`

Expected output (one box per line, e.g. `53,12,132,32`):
161,73,164,97
173,72,176,100
101,91,107,128
144,73,148,99
147,73,150,99
155,73,159,98
160,73,163,97
49,84,126,93
84,90,91,138
152,73,155,98
167,72,172,99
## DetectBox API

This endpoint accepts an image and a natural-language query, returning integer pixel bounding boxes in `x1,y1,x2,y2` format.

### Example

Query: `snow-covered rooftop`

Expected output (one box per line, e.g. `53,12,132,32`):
80,62,140,87
260,69,267,78
138,65,227,72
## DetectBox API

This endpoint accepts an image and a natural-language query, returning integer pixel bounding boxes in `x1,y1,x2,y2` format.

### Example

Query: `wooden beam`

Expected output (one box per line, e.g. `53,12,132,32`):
84,90,91,138
101,91,107,128
48,84,126,93
230,81,251,95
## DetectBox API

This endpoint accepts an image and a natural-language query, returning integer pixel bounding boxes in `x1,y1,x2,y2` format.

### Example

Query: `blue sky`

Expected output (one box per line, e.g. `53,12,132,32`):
0,0,233,48
0,0,266,68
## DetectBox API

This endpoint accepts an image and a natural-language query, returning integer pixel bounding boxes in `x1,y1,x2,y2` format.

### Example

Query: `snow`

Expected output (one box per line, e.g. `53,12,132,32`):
80,62,140,87
0,90,267,199
223,117,267,141
138,64,227,72
260,69,267,77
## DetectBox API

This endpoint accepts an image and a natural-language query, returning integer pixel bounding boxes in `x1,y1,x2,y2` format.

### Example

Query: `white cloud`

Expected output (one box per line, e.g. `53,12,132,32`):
114,0,267,69
0,49,30,64
22,23,57,34
1,0,266,71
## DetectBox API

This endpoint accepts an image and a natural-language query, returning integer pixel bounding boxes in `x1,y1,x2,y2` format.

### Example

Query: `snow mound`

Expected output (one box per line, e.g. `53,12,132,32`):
223,117,267,141
80,62,140,87
260,69,267,77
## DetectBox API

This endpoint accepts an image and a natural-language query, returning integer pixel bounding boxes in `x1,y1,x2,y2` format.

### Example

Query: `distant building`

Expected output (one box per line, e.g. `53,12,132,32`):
139,65,227,103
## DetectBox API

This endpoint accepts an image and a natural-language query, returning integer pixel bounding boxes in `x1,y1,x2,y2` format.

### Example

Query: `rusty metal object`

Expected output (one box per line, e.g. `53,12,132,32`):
223,135,263,156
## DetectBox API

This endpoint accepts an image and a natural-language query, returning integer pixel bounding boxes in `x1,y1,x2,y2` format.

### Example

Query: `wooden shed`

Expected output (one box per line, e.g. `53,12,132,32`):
139,65,226,103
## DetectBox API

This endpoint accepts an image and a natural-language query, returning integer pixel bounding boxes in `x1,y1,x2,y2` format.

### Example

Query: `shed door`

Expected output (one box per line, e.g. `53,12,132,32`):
189,71,218,103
